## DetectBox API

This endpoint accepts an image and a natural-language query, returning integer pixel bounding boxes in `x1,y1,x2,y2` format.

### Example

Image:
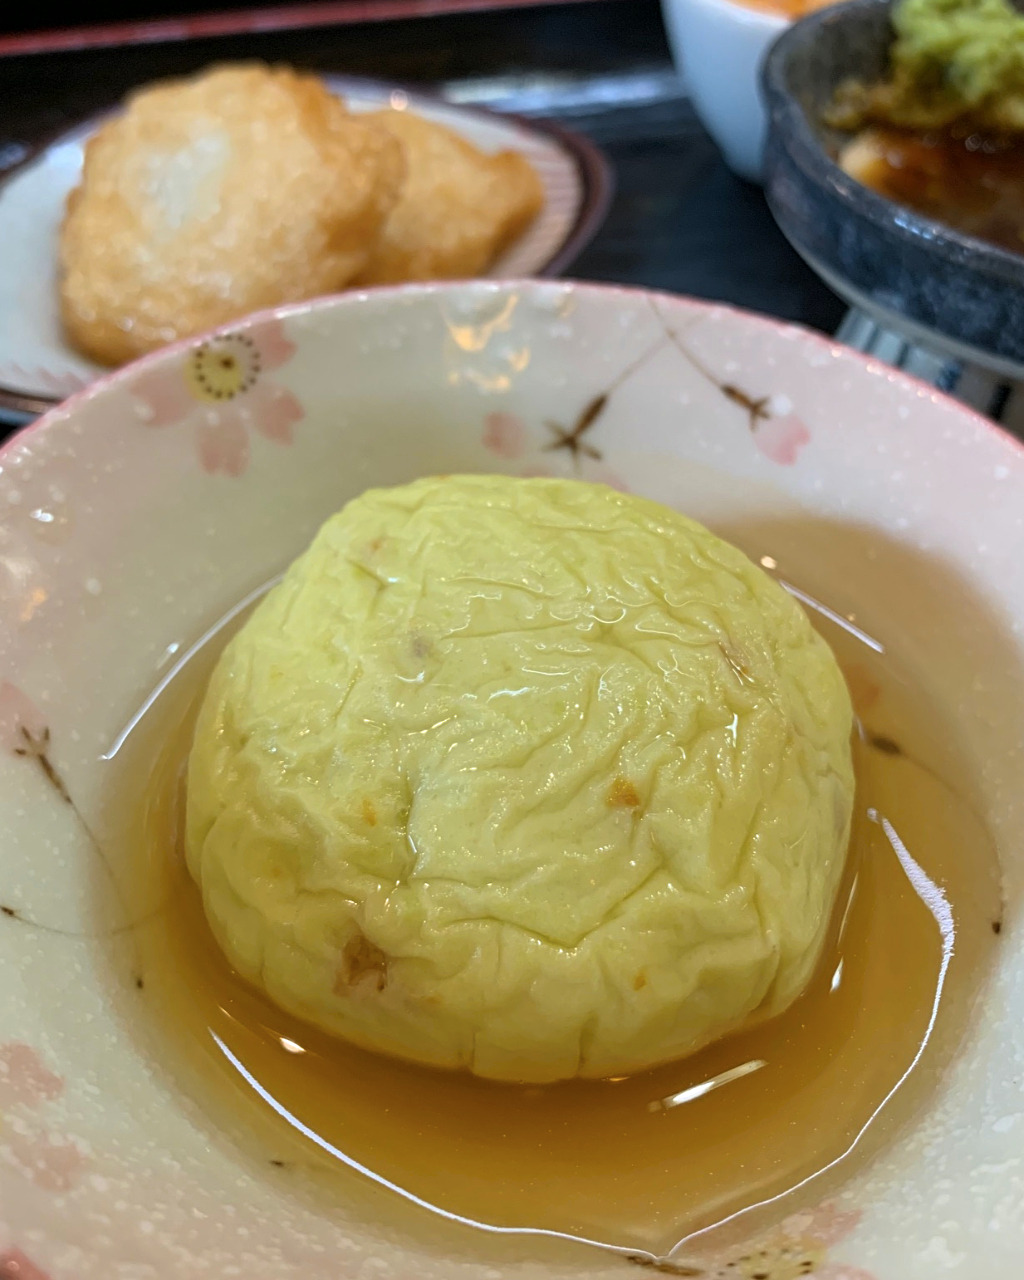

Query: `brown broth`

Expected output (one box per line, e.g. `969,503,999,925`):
104,580,1002,1260
840,126,1024,257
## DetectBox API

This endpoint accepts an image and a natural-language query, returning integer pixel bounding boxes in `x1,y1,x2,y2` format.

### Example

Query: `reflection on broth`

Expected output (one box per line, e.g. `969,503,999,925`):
104,566,1001,1262
839,127,1024,256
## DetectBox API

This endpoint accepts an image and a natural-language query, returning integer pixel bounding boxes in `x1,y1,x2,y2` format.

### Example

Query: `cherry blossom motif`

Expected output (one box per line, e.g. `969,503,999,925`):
131,316,304,477
0,1044,62,1111
0,685,69,803
6,1129,87,1192
671,1202,873,1280
753,412,811,466
0,1248,52,1280
0,684,46,757
0,1041,86,1195
482,411,529,459
778,1203,862,1249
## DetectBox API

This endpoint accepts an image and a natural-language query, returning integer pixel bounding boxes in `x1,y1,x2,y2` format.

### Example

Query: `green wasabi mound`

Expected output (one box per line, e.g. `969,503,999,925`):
186,476,854,1082
831,0,1024,134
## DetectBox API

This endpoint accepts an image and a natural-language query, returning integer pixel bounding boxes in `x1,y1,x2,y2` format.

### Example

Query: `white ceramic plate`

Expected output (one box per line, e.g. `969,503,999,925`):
0,78,610,414
0,281,1022,1280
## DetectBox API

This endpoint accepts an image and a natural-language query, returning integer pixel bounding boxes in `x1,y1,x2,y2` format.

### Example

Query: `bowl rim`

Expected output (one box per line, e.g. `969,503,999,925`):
665,0,790,35
760,0,1024,286
6,277,1022,469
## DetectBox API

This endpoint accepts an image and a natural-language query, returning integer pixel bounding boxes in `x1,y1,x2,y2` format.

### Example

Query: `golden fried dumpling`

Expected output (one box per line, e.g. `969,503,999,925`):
354,109,544,284
186,476,854,1083
59,63,405,365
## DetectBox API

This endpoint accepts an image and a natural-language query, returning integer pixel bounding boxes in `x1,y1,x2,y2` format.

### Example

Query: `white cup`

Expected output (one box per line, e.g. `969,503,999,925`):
661,0,788,183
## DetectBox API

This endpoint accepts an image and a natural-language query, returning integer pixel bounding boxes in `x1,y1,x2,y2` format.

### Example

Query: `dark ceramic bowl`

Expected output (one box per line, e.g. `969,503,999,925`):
761,0,1024,379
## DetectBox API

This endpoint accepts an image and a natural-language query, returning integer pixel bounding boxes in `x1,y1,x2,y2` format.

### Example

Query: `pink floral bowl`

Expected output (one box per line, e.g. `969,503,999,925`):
1,281,1023,1280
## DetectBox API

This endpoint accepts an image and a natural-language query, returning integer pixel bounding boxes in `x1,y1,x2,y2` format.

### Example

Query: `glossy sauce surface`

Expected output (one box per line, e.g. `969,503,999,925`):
840,126,1024,256
109,579,1001,1258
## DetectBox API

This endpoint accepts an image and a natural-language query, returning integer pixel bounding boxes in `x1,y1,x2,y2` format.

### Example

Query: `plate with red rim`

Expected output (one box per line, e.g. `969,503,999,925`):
0,75,611,417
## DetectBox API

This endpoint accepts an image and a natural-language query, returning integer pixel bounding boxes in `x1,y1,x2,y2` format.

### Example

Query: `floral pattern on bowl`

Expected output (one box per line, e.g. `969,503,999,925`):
132,317,303,476
479,311,815,473
0,1042,87,1195
630,1202,874,1278
0,281,1022,1279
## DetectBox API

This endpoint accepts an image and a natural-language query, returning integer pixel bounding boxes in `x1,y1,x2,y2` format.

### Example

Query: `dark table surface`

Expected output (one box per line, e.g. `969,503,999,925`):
0,0,846,433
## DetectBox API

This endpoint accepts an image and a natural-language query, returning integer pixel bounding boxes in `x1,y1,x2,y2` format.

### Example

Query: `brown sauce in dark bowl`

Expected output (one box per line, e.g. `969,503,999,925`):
839,125,1024,256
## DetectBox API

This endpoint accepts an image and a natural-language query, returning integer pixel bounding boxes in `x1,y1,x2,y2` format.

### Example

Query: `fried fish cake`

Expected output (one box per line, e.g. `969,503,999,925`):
59,64,405,365
354,109,544,285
